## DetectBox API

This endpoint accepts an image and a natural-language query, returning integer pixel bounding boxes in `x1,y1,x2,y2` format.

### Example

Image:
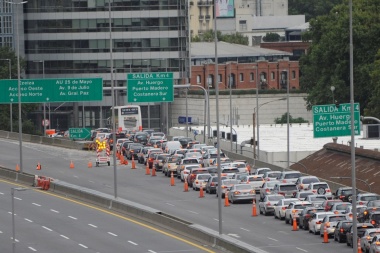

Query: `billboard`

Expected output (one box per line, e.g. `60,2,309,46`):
215,0,235,18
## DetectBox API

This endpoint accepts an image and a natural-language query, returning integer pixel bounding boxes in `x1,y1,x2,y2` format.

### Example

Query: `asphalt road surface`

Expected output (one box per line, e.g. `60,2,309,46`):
0,139,355,253
0,178,217,253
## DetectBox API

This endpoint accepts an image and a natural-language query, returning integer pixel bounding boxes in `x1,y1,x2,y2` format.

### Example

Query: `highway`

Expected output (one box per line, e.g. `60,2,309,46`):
0,179,217,252
0,138,354,253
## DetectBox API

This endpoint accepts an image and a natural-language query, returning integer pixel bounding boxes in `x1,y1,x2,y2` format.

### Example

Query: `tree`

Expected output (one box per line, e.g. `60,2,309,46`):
288,0,342,22
299,0,380,118
262,33,281,42
0,47,39,134
191,30,248,45
274,113,309,124
366,49,380,118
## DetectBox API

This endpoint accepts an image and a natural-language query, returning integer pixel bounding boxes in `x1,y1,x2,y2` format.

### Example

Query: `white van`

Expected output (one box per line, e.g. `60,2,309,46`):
165,141,182,154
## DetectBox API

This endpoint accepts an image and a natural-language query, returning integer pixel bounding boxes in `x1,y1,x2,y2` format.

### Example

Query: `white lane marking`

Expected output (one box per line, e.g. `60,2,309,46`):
88,180,95,183
166,203,175,206
14,197,22,200
187,210,199,214
148,250,157,253
32,203,41,207
60,235,69,239
108,232,118,237
8,212,15,215
88,224,97,228
227,233,240,238
79,244,88,249
28,247,37,252
73,175,79,178
240,227,250,232
0,192,4,195
50,209,59,213
68,216,77,220
296,247,308,252
11,238,20,242
42,226,52,232
213,218,219,222
128,240,138,245
24,218,33,223
0,231,2,233
267,237,278,242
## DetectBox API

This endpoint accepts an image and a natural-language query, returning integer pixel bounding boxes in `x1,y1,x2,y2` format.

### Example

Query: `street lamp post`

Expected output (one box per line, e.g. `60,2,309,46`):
284,69,290,170
254,97,286,160
0,59,12,131
6,0,28,174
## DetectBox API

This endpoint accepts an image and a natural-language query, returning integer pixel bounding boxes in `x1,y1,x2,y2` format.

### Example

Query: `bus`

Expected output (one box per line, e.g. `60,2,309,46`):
115,105,142,132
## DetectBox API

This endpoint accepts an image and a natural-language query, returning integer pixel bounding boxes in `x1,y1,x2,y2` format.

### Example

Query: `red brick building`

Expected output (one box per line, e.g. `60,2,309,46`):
190,61,300,90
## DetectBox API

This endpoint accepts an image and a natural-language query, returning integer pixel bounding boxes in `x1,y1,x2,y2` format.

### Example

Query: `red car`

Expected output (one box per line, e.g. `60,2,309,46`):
321,199,343,211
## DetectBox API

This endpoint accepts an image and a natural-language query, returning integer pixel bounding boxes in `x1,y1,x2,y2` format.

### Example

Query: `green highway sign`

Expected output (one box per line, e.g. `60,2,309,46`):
0,78,103,103
313,103,360,138
69,128,91,140
127,72,174,103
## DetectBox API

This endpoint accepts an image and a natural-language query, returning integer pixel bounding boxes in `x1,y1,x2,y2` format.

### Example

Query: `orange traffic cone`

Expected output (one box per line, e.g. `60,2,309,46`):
116,150,120,160
119,155,124,165
145,164,150,175
151,167,156,176
252,201,257,216
15,164,20,172
184,180,189,192
292,215,298,231
322,225,329,243
358,238,362,253
36,162,41,170
69,161,74,169
131,156,136,169
199,185,204,198
170,171,175,186
88,160,93,168
224,191,230,207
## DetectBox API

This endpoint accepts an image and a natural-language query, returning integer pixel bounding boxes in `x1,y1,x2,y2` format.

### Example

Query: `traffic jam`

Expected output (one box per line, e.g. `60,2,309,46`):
109,130,380,253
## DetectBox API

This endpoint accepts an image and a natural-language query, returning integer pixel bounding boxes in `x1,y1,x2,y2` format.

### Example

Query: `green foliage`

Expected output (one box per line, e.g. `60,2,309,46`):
191,30,248,45
288,0,342,22
0,47,40,133
262,33,281,42
366,49,380,118
299,0,380,117
274,113,309,124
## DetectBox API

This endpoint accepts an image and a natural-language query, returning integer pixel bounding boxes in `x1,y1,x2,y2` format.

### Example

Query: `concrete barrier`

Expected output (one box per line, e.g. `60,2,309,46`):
0,166,36,186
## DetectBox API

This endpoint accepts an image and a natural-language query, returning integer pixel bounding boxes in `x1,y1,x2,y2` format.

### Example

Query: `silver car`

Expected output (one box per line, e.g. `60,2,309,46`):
258,194,284,216
227,184,255,204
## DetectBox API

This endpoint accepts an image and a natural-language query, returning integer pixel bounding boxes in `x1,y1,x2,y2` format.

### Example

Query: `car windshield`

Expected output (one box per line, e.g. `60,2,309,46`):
370,232,380,237
268,196,284,201
233,163,246,168
294,204,312,209
303,178,319,184
235,185,252,190
266,181,278,187
183,159,198,164
313,183,329,189
372,214,380,221
336,204,350,210
169,156,182,163
329,216,346,222
283,200,296,205
198,174,211,180
222,180,240,185
310,196,327,201
342,189,353,195
267,172,281,178
249,177,263,182
300,192,313,198
157,155,169,160
317,214,329,219
284,173,301,179
370,201,380,207
280,185,297,191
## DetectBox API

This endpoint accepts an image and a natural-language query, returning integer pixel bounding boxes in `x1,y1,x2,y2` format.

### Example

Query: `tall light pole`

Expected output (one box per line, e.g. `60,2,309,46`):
284,69,290,170
0,58,12,131
34,60,46,135
229,62,233,151
108,0,117,199
6,0,28,174
254,97,286,160
143,60,151,129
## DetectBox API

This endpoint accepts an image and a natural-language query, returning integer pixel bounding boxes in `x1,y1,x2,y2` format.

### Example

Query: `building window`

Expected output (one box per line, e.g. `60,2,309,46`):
271,72,275,80
292,70,296,79
250,72,254,82
239,20,247,31
218,74,222,83
239,73,244,82
207,74,213,87
196,75,201,84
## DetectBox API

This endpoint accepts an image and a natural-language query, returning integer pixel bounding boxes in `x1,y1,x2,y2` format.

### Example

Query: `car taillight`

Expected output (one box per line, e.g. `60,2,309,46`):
184,171,188,174
221,186,227,188
339,195,344,199
372,220,376,225
359,202,363,205
340,228,344,233
366,236,372,241
305,214,311,218
282,207,287,210
211,182,215,186
325,222,330,228
334,211,339,214
250,190,255,194
300,184,304,189
326,189,331,192
266,202,271,206
278,192,285,196
316,221,321,224
266,189,270,192
131,150,134,153
195,180,199,184
234,191,241,195
282,180,287,183
312,190,317,193
376,241,380,246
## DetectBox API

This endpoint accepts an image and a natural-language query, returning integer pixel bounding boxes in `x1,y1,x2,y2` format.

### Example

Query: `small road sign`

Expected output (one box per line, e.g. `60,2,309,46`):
42,119,50,127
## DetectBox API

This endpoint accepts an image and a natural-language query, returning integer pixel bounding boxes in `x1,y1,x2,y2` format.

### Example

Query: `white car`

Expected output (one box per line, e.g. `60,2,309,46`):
240,175,264,193
308,212,333,235
284,201,312,225
258,194,285,216
304,182,333,199
295,176,320,191
304,195,328,207
180,164,200,182
319,213,347,236
273,198,299,220
192,173,212,191
262,171,282,181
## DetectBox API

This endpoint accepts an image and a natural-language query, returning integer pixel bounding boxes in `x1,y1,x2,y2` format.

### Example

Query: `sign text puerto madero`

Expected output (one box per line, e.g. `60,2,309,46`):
127,72,174,103
0,78,103,103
